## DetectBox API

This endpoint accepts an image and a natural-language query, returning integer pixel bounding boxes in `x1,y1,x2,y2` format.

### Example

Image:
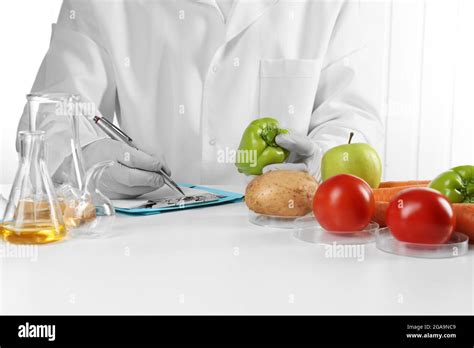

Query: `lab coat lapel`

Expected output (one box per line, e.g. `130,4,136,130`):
226,0,280,43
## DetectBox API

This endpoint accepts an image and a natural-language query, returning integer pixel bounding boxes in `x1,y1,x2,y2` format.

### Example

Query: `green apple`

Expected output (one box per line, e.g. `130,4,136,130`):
321,133,382,188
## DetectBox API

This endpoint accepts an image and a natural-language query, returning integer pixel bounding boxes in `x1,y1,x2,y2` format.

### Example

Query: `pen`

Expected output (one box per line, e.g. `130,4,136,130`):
92,116,186,197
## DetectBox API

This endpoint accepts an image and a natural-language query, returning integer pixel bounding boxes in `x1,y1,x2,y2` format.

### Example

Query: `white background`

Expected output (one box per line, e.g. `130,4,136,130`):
0,0,473,184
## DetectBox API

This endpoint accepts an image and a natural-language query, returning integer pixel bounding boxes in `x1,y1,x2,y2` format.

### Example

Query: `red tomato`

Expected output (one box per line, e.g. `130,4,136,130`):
313,174,375,233
386,188,455,244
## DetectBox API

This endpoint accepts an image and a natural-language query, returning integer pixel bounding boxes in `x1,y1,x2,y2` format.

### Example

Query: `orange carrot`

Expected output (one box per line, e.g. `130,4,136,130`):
371,181,474,242
372,182,430,226
373,201,389,227
373,184,427,202
452,204,474,243
379,180,431,189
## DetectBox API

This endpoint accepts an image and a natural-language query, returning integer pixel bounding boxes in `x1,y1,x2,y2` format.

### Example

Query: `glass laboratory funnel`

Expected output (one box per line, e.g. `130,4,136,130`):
26,93,115,228
1,131,67,244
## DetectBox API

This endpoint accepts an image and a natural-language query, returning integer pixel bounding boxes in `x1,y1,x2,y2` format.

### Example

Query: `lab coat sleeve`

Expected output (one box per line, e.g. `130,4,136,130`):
308,0,384,155
16,0,115,174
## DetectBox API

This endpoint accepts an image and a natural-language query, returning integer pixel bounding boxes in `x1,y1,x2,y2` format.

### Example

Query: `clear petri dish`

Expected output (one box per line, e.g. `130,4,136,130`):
248,210,305,229
293,215,379,245
375,227,469,259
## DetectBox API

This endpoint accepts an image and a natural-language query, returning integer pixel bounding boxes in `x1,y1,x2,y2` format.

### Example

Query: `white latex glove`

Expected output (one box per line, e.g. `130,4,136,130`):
80,138,171,199
262,133,323,179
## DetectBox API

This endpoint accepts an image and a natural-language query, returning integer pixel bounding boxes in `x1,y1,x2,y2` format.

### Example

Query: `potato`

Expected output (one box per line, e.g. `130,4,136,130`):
245,170,318,217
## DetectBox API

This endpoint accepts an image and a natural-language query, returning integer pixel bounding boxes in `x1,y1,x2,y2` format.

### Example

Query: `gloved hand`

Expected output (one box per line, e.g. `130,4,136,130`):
262,133,323,179
80,138,171,199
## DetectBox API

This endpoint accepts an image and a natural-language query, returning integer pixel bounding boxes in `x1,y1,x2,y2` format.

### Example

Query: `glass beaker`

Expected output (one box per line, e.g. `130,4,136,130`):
1,131,67,244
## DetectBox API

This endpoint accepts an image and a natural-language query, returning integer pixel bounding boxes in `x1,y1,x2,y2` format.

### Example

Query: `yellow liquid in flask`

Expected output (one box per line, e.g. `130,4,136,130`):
1,222,67,244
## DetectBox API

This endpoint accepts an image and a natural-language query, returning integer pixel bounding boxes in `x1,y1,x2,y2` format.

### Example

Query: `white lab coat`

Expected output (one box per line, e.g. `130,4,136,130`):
18,0,384,185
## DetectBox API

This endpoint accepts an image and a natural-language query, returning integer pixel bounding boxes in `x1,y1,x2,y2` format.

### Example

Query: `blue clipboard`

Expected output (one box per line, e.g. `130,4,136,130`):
114,184,244,216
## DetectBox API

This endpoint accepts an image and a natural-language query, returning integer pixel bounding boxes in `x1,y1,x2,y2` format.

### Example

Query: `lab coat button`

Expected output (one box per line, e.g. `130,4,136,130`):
212,65,219,73
209,139,216,146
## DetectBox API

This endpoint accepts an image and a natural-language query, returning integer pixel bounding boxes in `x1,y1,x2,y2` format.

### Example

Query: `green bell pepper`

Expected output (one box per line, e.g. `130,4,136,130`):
235,117,289,175
429,165,474,203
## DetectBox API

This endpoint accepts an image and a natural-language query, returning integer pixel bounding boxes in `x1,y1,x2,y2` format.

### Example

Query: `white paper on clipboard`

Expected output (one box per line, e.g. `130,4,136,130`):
112,184,244,215
112,186,215,209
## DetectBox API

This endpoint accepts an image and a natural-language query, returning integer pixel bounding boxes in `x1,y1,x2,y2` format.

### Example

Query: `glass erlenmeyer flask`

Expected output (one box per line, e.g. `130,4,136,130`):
1,131,67,244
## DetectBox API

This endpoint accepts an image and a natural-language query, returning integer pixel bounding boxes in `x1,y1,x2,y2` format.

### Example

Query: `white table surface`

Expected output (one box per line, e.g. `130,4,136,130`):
0,184,473,315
